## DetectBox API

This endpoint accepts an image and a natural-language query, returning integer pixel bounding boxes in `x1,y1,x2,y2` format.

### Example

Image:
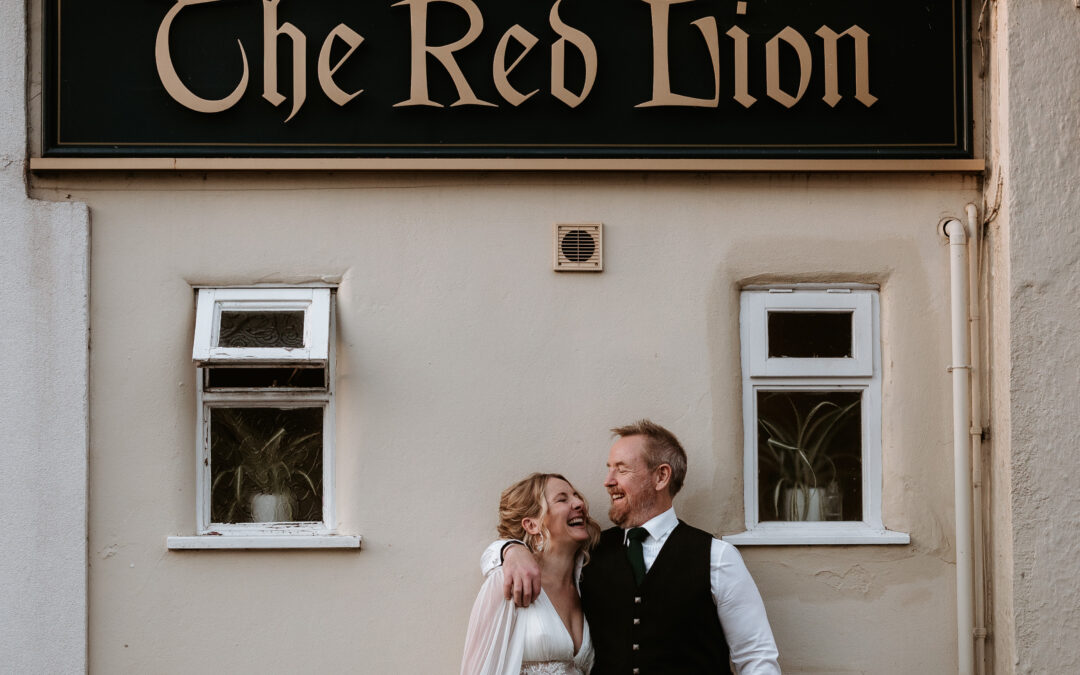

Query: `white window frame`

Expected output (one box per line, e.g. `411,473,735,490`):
192,287,330,365
744,290,873,377
169,286,359,550
724,285,909,546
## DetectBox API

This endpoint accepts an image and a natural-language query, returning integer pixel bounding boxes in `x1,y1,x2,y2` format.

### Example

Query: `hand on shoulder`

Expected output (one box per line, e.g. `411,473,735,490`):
502,542,542,608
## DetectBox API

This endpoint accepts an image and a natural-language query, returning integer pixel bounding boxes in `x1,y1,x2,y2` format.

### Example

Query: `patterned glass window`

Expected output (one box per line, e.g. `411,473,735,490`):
189,287,337,536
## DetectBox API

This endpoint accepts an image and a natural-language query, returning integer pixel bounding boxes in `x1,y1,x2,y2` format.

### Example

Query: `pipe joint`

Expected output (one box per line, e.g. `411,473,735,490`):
944,218,968,243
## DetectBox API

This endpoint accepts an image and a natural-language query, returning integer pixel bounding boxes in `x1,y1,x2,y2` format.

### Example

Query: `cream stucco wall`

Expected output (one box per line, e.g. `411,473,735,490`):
0,163,89,675
28,170,978,673
0,1,90,672
989,0,1080,672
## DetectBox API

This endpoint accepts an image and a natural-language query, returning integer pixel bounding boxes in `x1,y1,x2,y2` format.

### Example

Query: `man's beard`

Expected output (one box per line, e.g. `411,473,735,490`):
608,489,658,528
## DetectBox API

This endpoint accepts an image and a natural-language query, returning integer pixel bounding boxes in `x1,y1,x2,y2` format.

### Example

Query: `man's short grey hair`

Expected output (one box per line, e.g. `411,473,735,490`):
611,419,688,497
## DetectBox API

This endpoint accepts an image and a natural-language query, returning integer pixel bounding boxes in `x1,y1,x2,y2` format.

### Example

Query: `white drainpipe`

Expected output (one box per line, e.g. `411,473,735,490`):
945,212,975,675
965,203,988,675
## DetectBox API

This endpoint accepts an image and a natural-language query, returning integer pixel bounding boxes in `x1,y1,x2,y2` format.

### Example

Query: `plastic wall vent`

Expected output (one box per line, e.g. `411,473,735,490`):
554,224,603,272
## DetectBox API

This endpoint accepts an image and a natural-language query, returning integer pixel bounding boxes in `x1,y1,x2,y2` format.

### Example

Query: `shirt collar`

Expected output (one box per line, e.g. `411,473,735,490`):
623,507,678,544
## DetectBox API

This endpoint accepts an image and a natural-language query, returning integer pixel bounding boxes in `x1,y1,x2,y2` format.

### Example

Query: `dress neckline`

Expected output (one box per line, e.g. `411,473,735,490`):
537,588,587,658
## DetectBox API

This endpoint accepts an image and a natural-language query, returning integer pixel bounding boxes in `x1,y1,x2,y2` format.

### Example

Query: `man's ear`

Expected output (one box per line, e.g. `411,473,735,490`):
521,517,541,536
653,464,672,492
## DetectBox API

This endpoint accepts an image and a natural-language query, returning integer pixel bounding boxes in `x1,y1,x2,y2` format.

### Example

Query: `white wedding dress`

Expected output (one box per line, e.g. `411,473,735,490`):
462,567,594,675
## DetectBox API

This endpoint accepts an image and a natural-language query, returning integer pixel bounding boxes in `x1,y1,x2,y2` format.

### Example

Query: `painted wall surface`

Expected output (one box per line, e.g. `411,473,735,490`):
999,0,1080,672
984,0,1015,672
28,170,977,673
0,0,90,671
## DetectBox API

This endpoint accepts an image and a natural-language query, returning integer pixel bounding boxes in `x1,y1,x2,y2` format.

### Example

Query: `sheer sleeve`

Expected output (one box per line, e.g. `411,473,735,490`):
480,540,511,575
461,567,524,675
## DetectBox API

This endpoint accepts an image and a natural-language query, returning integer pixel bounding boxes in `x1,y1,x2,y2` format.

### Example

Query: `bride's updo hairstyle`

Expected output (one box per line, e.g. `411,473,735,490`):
497,473,601,560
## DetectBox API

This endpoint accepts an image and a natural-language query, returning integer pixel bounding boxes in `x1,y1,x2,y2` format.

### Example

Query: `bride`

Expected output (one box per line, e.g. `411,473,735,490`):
461,473,602,675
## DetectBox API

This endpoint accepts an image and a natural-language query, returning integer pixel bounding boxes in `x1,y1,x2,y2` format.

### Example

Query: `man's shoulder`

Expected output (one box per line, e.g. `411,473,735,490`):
674,519,719,542
672,522,741,564
598,526,622,542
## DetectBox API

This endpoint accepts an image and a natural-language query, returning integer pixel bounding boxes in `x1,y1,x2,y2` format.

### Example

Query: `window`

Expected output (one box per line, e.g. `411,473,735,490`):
724,285,908,546
168,287,359,549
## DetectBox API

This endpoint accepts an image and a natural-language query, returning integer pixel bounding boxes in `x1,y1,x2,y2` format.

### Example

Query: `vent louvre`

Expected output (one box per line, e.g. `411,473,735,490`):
553,223,603,272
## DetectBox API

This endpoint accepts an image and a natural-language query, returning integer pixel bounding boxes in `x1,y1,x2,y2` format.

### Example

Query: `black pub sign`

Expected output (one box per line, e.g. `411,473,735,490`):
43,0,970,159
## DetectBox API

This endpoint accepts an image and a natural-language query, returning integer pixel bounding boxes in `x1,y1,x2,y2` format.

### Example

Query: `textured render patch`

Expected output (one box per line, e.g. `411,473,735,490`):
0,1,90,672
0,194,89,675
1006,1,1080,673
813,565,873,595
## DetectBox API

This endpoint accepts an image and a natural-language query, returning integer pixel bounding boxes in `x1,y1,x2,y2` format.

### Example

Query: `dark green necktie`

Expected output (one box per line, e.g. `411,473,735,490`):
626,527,649,585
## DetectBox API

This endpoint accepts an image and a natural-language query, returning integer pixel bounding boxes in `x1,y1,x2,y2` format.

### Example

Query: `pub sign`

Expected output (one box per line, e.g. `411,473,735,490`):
43,0,971,159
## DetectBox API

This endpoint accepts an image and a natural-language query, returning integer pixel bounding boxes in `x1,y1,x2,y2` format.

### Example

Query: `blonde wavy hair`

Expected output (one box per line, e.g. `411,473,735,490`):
496,473,601,562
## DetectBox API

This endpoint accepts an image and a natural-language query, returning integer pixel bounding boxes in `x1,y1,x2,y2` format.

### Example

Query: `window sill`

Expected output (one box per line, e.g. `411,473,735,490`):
722,523,909,546
167,534,362,550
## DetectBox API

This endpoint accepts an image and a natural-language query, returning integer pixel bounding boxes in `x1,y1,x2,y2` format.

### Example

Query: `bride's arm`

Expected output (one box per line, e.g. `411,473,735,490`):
461,567,525,675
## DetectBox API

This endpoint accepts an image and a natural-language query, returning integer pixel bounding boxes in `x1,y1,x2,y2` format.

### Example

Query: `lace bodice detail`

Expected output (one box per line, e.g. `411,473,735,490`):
521,659,581,675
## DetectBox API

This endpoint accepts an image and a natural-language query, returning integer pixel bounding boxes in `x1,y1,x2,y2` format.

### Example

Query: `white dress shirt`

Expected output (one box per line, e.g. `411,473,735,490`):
481,507,780,675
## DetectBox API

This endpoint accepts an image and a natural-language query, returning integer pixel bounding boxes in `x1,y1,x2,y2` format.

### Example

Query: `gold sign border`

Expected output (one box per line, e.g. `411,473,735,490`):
30,157,984,172
46,0,969,164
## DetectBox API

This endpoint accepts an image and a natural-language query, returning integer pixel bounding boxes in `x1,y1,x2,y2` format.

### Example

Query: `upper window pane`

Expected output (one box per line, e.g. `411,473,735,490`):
218,311,305,348
767,311,852,358
745,290,873,377
192,287,330,365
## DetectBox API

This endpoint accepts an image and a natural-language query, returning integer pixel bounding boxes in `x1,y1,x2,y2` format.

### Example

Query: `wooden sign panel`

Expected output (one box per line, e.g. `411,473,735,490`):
43,0,971,159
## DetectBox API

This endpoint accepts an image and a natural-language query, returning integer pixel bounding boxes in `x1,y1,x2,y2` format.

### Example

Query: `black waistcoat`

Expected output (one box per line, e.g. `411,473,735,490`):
580,522,730,675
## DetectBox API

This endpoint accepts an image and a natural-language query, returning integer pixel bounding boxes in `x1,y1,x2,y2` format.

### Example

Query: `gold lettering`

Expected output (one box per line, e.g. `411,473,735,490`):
765,26,811,108
636,0,719,108
262,0,307,122
155,0,248,113
392,0,495,107
549,0,597,108
318,25,365,106
815,25,877,107
493,26,539,107
725,26,756,108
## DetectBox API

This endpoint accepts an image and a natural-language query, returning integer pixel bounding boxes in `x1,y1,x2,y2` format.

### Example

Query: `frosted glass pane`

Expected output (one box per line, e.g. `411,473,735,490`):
210,407,323,523
757,391,862,522
218,311,304,348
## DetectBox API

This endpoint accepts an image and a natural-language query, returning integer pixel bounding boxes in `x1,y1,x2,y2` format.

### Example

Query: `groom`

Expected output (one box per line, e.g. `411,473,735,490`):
490,420,779,674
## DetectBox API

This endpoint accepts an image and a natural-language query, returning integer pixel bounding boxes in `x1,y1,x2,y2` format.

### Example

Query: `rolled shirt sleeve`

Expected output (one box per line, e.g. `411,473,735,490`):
711,539,780,674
